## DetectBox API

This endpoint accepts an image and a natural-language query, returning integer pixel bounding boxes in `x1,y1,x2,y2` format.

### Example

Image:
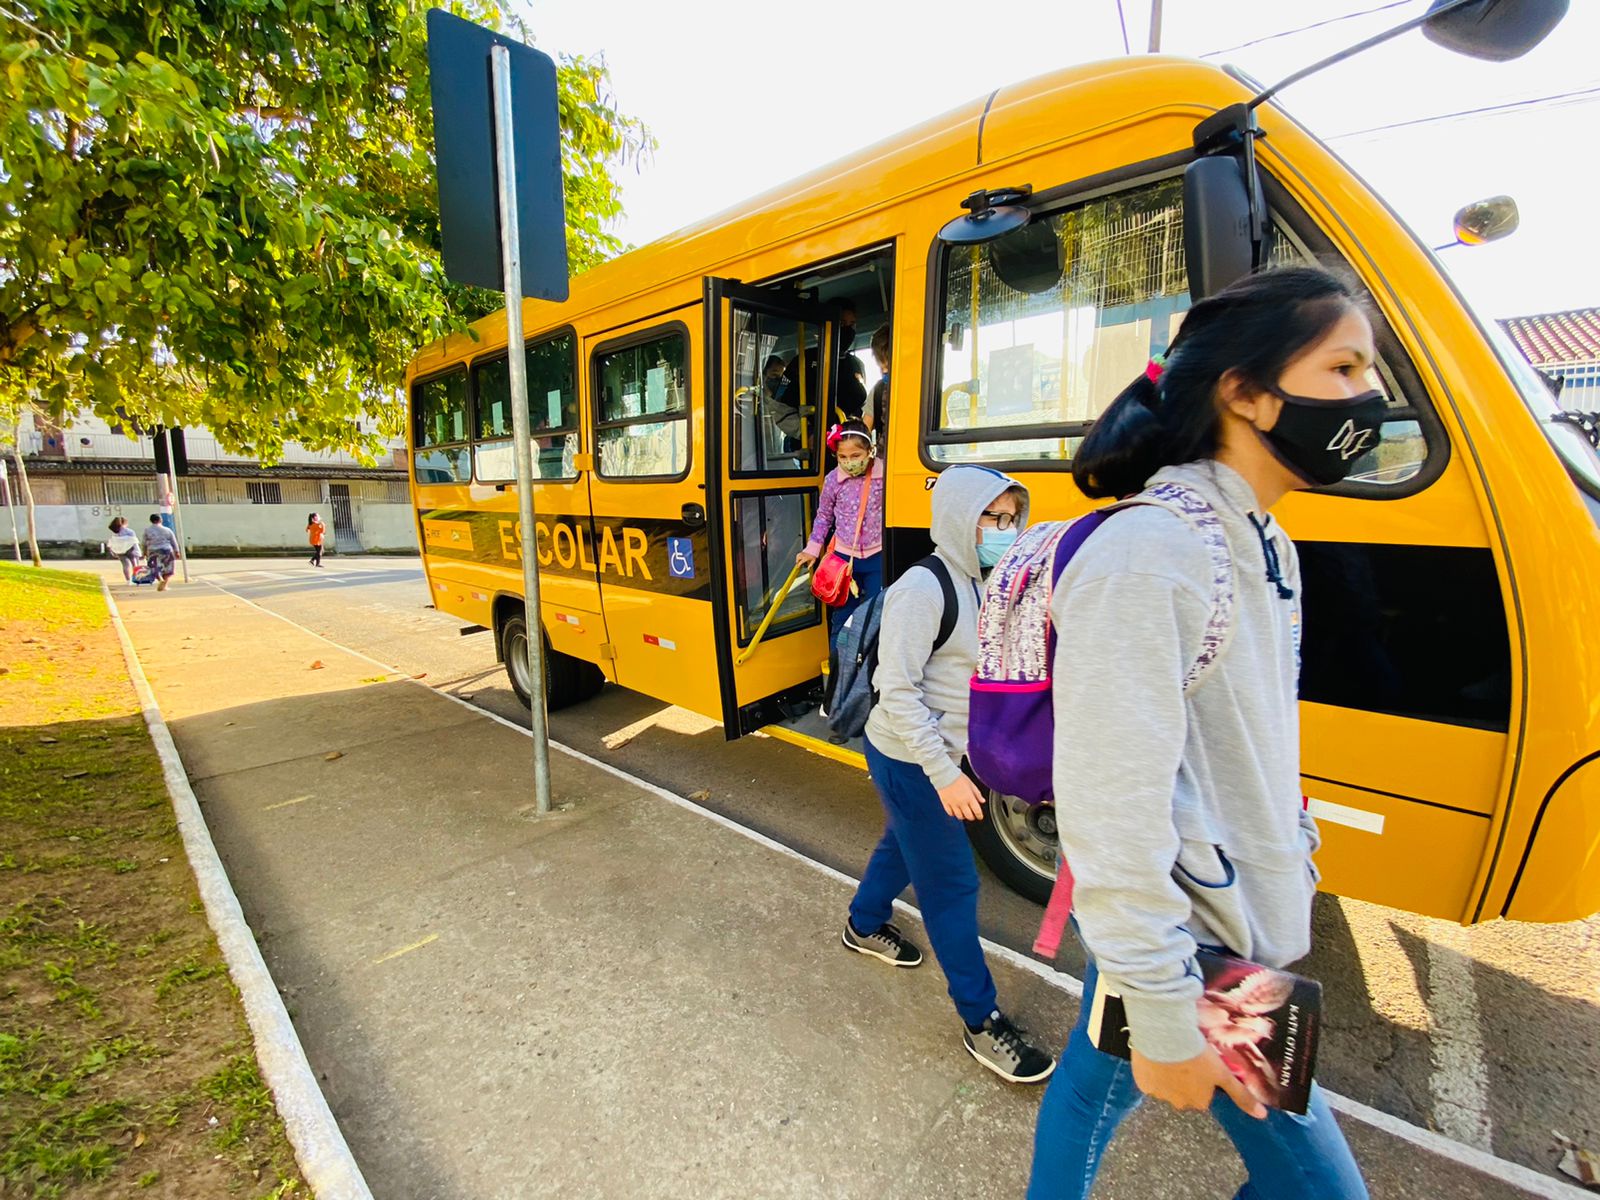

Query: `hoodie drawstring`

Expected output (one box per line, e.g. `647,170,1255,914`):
1248,513,1295,600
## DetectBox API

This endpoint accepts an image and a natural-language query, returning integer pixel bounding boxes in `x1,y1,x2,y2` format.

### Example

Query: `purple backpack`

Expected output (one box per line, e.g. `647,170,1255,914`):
966,482,1236,805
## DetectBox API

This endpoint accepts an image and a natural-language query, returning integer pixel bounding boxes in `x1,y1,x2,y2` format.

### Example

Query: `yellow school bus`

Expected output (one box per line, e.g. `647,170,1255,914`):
409,44,1600,925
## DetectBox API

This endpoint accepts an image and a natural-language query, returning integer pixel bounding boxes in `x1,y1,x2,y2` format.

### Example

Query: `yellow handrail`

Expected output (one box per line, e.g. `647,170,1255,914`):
736,557,811,666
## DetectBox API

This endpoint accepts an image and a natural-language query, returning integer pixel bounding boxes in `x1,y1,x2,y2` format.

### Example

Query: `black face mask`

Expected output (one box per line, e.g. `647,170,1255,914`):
1261,386,1388,487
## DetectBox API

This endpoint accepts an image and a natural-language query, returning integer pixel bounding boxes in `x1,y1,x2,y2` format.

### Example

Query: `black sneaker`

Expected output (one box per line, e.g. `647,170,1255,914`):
841,919,924,968
963,1010,1056,1084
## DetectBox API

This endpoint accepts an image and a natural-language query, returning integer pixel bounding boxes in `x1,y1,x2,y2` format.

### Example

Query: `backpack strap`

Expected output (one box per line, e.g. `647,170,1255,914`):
913,554,961,654
1108,482,1236,693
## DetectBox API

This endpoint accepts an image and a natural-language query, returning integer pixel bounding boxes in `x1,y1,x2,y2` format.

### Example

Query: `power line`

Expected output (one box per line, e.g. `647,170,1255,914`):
1325,84,1600,140
1114,0,1131,55
1201,1,1414,59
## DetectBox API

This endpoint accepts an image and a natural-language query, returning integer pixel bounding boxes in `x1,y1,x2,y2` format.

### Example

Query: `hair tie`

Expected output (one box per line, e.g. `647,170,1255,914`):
1145,353,1167,383
825,424,844,451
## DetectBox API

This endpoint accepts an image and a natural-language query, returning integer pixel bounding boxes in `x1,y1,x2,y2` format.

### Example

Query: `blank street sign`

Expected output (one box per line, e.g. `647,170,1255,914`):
426,9,569,301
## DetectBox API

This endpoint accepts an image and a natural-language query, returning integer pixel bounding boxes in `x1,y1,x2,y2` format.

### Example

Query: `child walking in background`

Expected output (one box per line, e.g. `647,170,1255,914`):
307,512,326,567
797,421,884,638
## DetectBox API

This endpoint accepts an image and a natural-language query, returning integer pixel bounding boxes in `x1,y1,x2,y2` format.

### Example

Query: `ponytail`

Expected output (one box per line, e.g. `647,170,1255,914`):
1072,265,1365,499
1072,373,1178,499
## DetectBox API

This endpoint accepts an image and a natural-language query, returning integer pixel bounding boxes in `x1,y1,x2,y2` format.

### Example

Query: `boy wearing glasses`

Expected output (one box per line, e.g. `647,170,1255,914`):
840,465,1055,1084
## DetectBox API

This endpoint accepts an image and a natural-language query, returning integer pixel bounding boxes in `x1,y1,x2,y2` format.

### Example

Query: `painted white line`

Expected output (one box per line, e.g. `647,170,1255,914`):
194,579,1591,1200
1427,936,1495,1151
102,582,374,1200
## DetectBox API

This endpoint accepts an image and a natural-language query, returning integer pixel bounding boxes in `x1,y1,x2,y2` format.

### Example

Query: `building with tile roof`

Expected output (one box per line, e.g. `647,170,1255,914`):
1498,308,1600,411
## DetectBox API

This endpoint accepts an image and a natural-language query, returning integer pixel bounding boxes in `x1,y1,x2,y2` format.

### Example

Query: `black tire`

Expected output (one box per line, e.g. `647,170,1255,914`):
499,613,603,712
964,786,1058,906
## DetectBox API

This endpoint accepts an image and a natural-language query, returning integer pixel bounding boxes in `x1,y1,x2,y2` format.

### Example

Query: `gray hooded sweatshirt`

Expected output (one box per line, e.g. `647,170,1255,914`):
866,465,1029,789
1050,460,1320,1064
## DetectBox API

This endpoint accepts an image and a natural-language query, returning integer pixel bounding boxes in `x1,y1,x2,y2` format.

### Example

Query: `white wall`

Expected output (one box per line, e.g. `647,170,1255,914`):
17,503,419,556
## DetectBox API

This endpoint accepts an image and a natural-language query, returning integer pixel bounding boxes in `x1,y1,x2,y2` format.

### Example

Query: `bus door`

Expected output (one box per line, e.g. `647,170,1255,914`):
582,315,722,714
704,278,836,737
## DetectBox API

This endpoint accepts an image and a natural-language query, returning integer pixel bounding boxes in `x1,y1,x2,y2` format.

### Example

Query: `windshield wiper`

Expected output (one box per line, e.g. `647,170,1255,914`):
1551,410,1600,449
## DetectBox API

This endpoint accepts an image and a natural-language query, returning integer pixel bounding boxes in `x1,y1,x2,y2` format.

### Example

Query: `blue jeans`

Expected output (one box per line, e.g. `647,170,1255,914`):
849,737,998,1027
829,551,883,639
1027,954,1368,1200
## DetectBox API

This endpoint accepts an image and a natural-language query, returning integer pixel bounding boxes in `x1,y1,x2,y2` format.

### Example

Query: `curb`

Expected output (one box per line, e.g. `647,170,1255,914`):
100,581,374,1200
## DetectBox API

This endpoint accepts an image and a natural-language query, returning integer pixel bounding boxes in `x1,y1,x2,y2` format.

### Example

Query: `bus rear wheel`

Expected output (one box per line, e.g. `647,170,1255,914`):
500,612,605,712
965,787,1058,907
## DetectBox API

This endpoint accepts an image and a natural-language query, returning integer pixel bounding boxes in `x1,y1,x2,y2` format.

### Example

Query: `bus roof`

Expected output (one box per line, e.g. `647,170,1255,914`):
413,55,1248,371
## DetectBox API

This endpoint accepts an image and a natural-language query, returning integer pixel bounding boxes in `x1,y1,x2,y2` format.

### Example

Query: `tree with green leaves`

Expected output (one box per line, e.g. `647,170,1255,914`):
0,1,650,461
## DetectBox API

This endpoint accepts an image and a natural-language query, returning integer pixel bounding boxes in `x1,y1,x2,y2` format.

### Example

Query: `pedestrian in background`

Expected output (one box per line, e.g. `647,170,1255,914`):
141,514,180,592
1025,266,1376,1199
307,511,326,567
106,516,141,582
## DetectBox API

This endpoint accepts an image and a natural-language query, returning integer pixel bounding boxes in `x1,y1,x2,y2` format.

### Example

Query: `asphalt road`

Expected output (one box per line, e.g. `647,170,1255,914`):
77,554,1600,1188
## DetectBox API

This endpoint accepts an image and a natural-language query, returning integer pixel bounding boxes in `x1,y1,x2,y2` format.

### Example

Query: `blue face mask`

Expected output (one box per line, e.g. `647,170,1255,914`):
977,525,1017,569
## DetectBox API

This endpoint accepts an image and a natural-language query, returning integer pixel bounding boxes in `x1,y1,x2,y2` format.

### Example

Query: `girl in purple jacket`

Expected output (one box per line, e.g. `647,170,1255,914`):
797,420,885,637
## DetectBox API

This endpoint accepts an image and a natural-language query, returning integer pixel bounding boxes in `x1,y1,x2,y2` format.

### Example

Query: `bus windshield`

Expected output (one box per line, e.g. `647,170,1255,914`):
1473,306,1600,512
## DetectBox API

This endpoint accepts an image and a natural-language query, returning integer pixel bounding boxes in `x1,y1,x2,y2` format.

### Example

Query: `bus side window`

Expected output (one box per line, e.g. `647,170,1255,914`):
731,309,821,475
474,331,581,482
922,174,1433,490
594,330,691,480
412,367,471,484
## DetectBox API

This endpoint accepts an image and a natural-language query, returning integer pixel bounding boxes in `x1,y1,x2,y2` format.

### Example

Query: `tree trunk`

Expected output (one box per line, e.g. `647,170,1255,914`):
9,420,41,567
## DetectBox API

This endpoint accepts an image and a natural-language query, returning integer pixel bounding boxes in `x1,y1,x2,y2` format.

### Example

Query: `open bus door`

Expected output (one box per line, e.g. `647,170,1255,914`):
704,279,838,738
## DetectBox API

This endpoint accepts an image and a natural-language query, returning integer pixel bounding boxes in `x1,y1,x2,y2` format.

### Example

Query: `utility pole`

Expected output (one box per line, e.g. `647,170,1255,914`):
492,42,554,815
159,427,191,582
1149,0,1163,52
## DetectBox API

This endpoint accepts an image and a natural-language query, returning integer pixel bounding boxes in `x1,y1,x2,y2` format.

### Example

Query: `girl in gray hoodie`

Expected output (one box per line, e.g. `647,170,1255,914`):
842,464,1056,1085
1027,268,1379,1199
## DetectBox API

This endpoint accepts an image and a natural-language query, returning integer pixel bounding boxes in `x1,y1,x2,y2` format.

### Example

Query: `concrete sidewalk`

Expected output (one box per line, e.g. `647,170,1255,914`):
116,582,1556,1200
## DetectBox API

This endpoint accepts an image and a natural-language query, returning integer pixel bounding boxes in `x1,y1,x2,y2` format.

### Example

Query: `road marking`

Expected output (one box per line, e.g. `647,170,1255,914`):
197,578,1594,1200
372,933,439,965
264,794,315,811
1427,933,1495,1150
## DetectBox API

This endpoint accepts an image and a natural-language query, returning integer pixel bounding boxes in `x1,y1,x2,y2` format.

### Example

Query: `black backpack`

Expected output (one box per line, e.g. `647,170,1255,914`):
823,555,958,739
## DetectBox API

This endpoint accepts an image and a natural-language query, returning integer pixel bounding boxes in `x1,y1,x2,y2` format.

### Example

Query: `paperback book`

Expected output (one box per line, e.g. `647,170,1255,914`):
1087,950,1322,1115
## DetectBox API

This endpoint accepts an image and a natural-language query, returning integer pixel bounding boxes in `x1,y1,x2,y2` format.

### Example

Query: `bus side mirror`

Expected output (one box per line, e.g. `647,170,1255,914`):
1453,195,1520,245
1183,155,1260,302
1422,0,1568,61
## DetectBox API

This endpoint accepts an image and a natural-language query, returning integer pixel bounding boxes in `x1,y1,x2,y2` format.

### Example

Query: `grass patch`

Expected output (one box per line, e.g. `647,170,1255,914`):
1,565,300,1198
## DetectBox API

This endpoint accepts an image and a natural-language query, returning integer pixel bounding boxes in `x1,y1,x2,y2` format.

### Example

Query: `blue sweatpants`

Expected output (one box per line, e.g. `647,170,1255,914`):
1027,952,1368,1200
849,736,998,1027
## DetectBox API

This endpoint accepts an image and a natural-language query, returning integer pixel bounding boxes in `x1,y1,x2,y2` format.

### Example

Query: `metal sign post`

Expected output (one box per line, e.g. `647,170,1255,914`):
0,460,19,563
428,9,569,816
491,43,553,815
160,427,192,583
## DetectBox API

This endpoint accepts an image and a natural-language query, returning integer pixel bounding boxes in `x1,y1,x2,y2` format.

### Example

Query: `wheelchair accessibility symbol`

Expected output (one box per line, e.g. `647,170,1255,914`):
668,537,695,579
